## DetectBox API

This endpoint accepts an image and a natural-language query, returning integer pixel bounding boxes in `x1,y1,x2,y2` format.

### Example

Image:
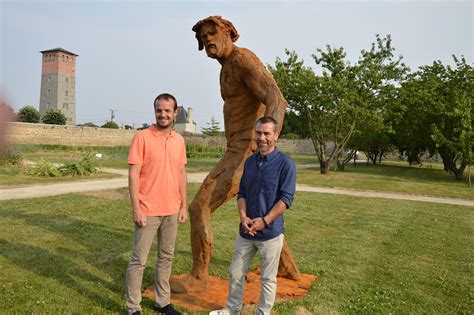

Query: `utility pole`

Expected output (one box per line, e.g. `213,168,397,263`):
110,109,117,122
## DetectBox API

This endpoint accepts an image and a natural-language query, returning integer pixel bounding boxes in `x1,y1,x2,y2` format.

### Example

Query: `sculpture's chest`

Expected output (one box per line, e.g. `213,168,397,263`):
220,63,244,98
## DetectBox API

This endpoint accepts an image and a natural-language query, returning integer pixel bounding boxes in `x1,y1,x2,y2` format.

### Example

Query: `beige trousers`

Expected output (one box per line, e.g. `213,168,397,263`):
125,214,178,314
227,233,284,315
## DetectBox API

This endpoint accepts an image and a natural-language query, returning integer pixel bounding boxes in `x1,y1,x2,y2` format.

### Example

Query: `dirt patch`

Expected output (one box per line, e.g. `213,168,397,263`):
80,188,129,200
144,271,316,312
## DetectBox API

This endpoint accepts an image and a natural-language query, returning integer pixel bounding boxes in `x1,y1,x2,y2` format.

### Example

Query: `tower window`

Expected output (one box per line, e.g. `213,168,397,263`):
65,91,69,96
63,103,68,109
48,77,51,83
62,55,65,62
47,102,52,109
47,89,50,96
65,78,69,83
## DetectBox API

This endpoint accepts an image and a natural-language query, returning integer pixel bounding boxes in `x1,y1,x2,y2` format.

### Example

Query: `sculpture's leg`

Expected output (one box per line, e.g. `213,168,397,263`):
173,145,252,292
278,241,301,280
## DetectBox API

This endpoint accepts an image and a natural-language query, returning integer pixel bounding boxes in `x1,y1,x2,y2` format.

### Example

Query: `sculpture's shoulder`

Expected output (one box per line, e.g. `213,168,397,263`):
232,47,265,71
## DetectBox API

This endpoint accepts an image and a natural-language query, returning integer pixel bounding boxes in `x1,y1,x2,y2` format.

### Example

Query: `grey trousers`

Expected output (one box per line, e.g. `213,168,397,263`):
227,233,284,315
125,214,178,314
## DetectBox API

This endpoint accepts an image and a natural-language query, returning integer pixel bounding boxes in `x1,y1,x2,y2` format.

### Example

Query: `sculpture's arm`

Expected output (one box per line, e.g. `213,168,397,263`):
240,50,288,128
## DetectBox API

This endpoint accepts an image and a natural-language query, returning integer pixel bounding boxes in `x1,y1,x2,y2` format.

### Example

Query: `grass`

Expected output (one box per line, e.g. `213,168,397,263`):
13,144,130,169
0,184,472,314
9,145,472,200
0,164,119,187
297,162,473,200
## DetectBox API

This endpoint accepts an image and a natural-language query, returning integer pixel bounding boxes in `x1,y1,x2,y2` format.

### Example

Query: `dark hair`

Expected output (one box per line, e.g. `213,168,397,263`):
256,116,278,132
154,93,177,111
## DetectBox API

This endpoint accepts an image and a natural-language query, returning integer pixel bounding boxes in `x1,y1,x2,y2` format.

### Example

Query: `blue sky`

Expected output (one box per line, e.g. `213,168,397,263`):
1,0,472,131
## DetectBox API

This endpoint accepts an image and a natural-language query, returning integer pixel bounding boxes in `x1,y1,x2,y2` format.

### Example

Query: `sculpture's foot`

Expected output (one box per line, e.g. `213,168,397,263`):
277,267,301,281
170,274,211,293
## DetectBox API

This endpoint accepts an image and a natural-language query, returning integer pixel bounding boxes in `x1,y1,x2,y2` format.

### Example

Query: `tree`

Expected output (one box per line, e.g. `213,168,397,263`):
17,105,40,123
42,108,66,125
202,116,222,136
82,122,98,128
281,110,311,139
101,121,119,129
271,35,406,174
395,56,473,180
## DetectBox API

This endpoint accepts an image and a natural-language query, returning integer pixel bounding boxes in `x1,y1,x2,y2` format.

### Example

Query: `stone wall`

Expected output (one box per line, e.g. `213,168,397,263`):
6,122,316,155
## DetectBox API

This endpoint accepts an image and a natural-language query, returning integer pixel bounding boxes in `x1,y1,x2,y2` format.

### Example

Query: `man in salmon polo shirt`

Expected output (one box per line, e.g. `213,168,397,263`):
125,93,187,315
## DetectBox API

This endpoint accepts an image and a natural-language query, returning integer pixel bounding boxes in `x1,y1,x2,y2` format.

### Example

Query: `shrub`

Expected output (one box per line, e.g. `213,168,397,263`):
17,105,40,123
281,133,300,140
24,153,100,177
42,109,67,125
59,152,100,176
0,148,22,166
26,159,60,177
101,121,119,129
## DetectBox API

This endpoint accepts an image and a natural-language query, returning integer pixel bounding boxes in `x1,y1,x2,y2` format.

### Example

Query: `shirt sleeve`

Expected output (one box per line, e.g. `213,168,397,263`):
279,158,296,208
180,136,187,166
128,133,144,165
237,160,248,200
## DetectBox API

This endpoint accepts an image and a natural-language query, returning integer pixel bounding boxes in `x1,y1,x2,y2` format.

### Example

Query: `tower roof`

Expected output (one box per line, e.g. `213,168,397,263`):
176,106,196,124
40,47,78,56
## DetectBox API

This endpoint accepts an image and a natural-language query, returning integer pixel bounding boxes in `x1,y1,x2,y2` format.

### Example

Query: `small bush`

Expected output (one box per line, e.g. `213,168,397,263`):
281,133,300,140
59,152,100,176
26,159,60,177
101,121,119,129
24,153,100,177
42,109,67,125
17,105,40,123
0,148,23,166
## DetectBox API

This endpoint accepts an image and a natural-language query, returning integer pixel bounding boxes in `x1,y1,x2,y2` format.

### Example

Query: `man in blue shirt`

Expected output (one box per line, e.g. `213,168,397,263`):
210,116,296,315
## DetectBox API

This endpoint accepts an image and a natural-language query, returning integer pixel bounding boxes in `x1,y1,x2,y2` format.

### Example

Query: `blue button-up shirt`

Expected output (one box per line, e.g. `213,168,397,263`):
237,148,296,240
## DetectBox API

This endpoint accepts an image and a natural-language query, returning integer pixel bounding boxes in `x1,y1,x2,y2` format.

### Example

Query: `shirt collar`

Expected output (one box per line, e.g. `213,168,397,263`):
150,124,176,138
257,147,279,162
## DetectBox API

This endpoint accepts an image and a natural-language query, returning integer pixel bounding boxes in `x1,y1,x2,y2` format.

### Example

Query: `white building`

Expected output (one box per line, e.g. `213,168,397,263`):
174,106,197,134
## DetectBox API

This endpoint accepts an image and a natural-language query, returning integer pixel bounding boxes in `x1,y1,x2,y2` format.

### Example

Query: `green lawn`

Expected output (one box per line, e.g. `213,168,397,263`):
297,163,473,200
0,184,472,314
9,145,472,200
0,164,120,187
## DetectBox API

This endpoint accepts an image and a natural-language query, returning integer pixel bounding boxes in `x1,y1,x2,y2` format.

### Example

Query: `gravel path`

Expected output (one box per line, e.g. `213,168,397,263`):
1,168,472,207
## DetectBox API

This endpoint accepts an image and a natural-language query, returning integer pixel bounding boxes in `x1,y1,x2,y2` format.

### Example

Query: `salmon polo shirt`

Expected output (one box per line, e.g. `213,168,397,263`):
128,124,187,216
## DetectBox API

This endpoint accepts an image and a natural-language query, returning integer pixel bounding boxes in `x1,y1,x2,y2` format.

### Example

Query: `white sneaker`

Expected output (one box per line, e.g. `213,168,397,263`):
209,308,239,315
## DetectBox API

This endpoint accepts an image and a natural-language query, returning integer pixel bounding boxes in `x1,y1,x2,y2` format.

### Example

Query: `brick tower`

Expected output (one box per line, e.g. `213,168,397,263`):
39,48,78,125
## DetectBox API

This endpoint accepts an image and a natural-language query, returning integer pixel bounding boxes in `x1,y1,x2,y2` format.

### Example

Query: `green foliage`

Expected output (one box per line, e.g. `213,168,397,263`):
394,56,473,180
17,105,40,123
0,148,22,166
25,153,100,177
270,34,407,174
26,159,61,177
82,122,98,128
201,116,222,136
59,152,100,176
280,132,300,140
281,111,310,138
42,108,66,125
101,121,119,129
186,143,225,159
138,123,150,130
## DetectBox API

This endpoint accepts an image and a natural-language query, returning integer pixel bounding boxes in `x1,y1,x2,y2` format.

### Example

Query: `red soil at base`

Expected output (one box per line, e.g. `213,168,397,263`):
144,271,317,311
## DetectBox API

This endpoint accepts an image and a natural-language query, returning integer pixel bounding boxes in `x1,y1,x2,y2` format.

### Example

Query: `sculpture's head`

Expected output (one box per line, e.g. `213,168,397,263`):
192,16,239,59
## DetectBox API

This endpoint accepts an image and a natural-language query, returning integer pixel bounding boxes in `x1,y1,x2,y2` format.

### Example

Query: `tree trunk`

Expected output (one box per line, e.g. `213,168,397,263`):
320,160,330,174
